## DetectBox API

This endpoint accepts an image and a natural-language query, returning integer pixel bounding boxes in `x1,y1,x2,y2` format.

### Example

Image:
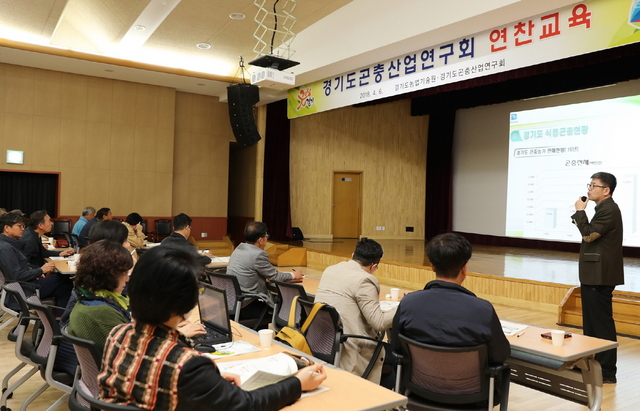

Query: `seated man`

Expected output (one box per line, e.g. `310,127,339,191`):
227,222,302,316
71,206,95,238
98,245,326,411
20,210,74,267
78,207,112,247
0,212,73,309
160,213,212,266
391,233,510,403
314,238,396,385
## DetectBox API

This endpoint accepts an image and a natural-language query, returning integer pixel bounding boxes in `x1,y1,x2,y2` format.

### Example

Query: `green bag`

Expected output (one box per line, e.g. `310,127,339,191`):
275,296,324,355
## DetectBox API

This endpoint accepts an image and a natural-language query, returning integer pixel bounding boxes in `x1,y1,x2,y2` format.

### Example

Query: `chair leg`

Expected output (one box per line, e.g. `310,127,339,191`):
395,364,402,393
488,376,495,411
20,382,48,411
44,393,70,411
0,315,16,332
234,302,242,323
2,365,38,407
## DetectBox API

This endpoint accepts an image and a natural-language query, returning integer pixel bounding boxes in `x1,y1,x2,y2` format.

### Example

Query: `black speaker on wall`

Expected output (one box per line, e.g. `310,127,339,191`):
227,83,261,147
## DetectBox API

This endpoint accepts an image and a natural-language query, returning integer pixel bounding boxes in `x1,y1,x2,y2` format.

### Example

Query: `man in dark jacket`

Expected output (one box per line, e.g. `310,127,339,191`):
572,172,624,383
0,212,73,309
20,210,74,267
391,233,510,404
160,213,212,266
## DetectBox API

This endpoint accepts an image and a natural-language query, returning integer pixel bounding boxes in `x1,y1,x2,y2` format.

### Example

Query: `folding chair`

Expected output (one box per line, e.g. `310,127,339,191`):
205,269,270,330
61,327,102,411
1,282,44,411
396,334,510,411
296,299,385,379
271,280,310,331
22,297,75,411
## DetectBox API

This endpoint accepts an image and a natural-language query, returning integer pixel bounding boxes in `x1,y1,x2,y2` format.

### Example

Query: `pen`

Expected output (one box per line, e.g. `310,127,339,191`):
516,330,525,337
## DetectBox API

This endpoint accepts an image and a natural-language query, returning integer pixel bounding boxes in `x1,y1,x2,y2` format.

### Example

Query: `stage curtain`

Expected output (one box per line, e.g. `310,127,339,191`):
263,100,293,241
0,171,59,217
425,110,455,240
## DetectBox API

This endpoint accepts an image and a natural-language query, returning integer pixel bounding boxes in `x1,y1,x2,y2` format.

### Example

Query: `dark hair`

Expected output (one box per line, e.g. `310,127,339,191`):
352,238,384,266
244,221,267,243
89,220,128,245
125,213,143,226
426,233,472,279
591,172,617,195
74,240,133,291
96,208,111,220
128,245,201,325
28,210,48,230
0,212,23,231
173,213,191,231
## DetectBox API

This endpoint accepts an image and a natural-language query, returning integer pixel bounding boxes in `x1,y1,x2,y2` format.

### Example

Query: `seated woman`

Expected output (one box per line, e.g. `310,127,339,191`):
67,240,133,352
99,245,326,411
122,212,146,249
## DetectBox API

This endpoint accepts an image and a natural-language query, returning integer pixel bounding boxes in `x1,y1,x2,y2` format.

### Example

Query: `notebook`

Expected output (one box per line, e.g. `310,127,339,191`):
192,284,233,346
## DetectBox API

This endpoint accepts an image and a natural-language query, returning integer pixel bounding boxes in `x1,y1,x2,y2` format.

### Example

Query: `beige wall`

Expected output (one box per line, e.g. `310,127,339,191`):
0,63,232,220
290,99,428,239
172,92,233,217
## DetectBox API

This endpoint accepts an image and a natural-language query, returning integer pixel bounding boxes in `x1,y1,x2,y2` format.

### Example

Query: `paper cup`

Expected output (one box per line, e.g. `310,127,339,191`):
73,253,81,262
551,330,565,346
68,261,77,270
259,329,274,348
390,288,400,300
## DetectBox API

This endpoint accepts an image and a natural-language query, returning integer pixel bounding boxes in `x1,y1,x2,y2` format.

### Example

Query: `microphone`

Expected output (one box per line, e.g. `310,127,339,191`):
581,196,587,202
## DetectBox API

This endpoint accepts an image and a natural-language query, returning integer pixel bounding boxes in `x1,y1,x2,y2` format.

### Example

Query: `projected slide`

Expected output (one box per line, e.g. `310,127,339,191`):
506,95,640,247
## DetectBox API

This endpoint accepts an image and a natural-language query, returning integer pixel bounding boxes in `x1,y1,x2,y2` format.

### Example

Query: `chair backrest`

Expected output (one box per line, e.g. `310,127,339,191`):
140,220,147,234
272,280,309,329
26,295,60,364
61,326,102,409
398,334,490,405
297,298,342,364
53,219,72,236
155,219,172,235
205,269,242,317
70,233,81,251
2,282,41,358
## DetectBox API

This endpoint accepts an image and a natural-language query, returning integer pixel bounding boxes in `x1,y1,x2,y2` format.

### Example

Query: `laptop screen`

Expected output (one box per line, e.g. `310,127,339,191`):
198,284,231,335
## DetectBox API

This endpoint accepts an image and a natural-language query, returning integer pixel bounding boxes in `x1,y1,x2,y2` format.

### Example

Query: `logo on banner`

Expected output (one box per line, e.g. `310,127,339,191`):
295,88,315,111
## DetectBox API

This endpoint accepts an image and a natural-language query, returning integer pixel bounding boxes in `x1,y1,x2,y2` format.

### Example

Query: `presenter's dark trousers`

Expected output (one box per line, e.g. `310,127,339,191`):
581,284,617,378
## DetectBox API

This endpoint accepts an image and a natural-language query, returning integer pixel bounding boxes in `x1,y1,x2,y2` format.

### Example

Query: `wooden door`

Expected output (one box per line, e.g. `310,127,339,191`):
332,172,361,238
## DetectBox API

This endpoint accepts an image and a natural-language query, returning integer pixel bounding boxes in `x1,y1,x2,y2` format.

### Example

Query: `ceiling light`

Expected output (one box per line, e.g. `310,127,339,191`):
196,43,211,49
134,25,146,31
229,13,245,20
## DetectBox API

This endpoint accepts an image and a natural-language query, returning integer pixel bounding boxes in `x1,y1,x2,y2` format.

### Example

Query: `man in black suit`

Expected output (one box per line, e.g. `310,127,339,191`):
572,171,624,384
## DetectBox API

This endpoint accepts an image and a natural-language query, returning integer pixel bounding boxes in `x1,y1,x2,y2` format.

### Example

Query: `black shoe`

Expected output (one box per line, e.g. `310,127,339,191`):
602,376,617,384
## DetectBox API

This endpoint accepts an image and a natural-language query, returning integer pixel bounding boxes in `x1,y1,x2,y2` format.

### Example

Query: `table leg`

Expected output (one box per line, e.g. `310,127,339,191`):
577,357,603,411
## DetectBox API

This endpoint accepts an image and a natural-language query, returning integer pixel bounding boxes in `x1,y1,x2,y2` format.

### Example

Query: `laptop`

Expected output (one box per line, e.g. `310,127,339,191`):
192,284,233,346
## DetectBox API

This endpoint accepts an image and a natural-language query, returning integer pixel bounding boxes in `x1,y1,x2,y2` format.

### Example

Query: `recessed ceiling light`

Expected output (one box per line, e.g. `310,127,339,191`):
229,13,245,20
196,43,211,49
134,25,146,31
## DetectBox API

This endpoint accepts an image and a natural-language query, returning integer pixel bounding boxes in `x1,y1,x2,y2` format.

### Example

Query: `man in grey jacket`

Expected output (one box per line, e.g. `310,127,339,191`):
227,221,302,319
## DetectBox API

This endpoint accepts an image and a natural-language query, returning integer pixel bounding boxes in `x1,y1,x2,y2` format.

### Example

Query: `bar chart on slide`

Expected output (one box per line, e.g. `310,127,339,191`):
505,95,640,246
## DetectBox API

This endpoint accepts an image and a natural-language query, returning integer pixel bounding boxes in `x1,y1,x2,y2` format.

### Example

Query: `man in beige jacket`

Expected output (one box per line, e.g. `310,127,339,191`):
314,238,396,385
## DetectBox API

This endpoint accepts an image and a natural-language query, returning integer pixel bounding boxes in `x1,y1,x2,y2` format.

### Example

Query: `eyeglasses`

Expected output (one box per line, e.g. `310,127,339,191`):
262,234,270,240
587,184,608,190
12,224,25,229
